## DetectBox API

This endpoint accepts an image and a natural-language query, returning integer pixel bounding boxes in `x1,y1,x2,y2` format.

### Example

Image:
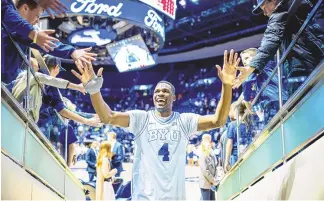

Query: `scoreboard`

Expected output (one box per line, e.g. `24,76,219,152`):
139,0,177,19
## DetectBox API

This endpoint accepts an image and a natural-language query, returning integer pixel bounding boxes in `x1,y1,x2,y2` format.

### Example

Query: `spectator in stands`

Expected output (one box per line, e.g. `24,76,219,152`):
1,0,97,83
213,141,222,168
219,127,228,168
107,132,124,177
11,57,85,122
86,141,99,182
199,134,217,200
58,123,79,167
224,103,253,172
187,144,194,166
96,141,117,200
41,55,101,127
234,0,324,96
49,126,61,152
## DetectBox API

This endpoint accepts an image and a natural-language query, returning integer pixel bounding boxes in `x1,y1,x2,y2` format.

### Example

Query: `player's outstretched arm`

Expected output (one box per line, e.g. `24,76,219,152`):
72,60,130,127
197,49,240,131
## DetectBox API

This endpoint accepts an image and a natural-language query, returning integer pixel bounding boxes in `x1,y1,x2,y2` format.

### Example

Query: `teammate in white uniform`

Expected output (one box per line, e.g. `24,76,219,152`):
72,49,241,200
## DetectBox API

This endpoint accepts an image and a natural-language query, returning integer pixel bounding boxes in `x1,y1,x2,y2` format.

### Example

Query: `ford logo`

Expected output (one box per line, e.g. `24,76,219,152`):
67,28,117,47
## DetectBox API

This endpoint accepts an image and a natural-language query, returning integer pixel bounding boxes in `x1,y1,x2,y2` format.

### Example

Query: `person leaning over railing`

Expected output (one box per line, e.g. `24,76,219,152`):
233,48,290,118
1,0,97,84
240,48,289,109
12,57,85,122
233,0,324,95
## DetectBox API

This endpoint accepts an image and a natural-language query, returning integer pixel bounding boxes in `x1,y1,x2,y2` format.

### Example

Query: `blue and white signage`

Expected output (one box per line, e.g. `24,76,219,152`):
68,28,117,47
70,0,123,17
42,0,165,49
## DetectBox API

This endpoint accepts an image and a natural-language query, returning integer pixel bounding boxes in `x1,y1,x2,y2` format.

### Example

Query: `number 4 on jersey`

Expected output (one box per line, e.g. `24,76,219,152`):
158,143,170,162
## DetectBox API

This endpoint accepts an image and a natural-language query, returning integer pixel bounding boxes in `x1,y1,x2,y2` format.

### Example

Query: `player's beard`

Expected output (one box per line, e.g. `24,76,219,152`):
155,99,172,113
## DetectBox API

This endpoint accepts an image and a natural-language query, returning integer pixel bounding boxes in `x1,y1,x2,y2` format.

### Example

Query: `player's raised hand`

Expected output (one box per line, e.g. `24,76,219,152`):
71,60,103,84
216,49,240,85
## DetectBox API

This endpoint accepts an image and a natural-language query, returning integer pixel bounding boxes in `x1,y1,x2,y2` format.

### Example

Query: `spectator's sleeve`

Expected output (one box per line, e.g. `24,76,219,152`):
227,122,236,140
242,73,257,101
6,32,76,59
35,72,69,88
74,111,95,118
1,0,34,38
44,86,65,112
116,143,124,162
249,12,288,72
30,41,76,59
85,150,96,169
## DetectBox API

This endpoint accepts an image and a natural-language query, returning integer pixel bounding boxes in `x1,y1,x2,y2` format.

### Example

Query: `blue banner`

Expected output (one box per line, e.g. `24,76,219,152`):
42,0,165,48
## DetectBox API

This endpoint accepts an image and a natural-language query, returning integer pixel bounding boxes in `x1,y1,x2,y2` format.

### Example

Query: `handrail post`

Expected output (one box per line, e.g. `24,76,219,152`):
277,50,283,109
64,120,69,163
236,107,241,158
276,50,286,161
23,49,32,168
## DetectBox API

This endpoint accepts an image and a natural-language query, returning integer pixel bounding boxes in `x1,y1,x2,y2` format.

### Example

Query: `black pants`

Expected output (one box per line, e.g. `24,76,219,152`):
88,172,95,182
200,188,215,200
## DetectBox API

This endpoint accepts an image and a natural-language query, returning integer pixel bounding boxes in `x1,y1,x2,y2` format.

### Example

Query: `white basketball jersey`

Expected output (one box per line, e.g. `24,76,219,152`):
126,110,199,200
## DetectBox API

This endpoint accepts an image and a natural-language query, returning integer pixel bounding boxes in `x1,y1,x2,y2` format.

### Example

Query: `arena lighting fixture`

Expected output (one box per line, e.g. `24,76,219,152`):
179,0,186,8
191,0,199,5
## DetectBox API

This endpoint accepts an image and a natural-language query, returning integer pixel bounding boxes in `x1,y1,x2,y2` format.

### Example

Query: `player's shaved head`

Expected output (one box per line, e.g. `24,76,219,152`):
156,81,175,95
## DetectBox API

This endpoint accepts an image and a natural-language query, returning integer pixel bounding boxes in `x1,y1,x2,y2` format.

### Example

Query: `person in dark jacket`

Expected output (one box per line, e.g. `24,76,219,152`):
233,0,324,96
1,0,97,84
107,132,124,177
86,141,99,182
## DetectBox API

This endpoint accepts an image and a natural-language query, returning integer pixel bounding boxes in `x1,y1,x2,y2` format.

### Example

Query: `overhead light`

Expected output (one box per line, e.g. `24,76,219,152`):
191,0,199,5
179,0,186,8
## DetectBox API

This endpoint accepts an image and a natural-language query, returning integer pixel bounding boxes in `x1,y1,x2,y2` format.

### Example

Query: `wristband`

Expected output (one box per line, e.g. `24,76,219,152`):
33,31,38,44
84,76,103,95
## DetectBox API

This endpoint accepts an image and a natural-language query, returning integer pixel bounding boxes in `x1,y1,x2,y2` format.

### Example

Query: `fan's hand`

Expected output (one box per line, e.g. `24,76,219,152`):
71,47,97,68
39,0,68,19
33,29,59,52
232,66,255,89
71,60,103,84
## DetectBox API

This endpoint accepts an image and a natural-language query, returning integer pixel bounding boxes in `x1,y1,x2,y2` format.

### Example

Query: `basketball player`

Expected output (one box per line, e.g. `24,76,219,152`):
72,49,240,200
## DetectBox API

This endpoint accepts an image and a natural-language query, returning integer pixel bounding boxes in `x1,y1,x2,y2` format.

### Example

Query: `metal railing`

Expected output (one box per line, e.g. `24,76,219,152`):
222,0,324,193
1,19,73,160
1,12,77,177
